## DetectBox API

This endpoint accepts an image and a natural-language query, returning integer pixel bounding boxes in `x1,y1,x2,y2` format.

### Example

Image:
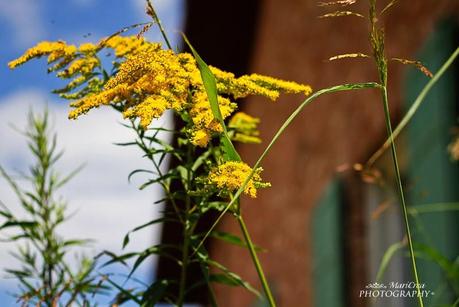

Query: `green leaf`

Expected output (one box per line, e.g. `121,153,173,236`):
211,231,265,251
0,220,38,230
367,46,459,165
123,217,178,249
209,273,260,297
99,251,138,267
140,279,169,306
128,169,156,183
139,172,179,190
182,34,241,162
414,242,459,282
127,246,179,279
207,259,261,297
107,277,142,305
408,202,459,215
221,137,241,162
191,148,212,172
376,240,405,281
63,239,91,247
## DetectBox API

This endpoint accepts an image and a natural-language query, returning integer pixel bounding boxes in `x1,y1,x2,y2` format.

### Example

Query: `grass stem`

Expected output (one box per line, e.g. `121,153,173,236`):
237,215,276,307
379,85,424,307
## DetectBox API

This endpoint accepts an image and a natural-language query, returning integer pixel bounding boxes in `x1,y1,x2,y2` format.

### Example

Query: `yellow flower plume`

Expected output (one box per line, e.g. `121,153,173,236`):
9,35,313,148
208,161,270,198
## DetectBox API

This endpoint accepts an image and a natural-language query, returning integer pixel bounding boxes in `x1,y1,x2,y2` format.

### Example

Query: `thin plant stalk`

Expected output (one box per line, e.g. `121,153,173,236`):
143,3,191,303
146,0,173,50
379,84,424,307
177,226,190,307
177,142,193,306
369,0,424,302
237,214,276,307
367,46,459,166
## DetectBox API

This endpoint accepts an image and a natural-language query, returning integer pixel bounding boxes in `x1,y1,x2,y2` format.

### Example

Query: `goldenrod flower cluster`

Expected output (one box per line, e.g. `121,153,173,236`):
228,112,262,144
8,34,312,199
8,41,77,68
103,35,150,57
9,35,312,150
208,161,270,198
211,67,312,101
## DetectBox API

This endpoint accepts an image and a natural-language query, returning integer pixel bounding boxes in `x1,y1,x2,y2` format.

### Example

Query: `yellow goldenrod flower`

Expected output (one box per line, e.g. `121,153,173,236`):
210,67,312,100
68,83,130,119
103,35,150,57
123,95,170,127
79,42,97,53
243,73,313,98
208,161,270,198
8,41,77,68
191,129,211,148
57,57,99,78
228,112,262,144
9,35,313,146
189,92,236,146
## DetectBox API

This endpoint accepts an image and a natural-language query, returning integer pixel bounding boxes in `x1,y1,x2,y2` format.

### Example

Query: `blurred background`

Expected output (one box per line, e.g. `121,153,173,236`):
1,0,459,306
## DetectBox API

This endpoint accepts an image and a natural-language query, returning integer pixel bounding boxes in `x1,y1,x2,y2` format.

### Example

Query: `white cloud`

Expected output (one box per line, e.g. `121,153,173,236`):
0,0,46,48
0,89,172,280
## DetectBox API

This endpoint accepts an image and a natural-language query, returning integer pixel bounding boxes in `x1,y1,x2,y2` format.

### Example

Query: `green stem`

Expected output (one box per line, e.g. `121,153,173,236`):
146,0,173,50
143,3,191,304
177,141,194,306
237,215,276,307
379,85,424,307
367,46,459,166
177,225,190,307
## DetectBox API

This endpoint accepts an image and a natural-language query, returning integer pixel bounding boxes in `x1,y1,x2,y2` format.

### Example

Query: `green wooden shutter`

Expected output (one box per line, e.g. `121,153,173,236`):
405,18,459,306
312,179,345,307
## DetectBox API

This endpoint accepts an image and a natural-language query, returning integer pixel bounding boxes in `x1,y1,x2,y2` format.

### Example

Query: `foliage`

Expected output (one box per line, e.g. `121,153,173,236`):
5,0,459,306
7,5,315,304
0,111,107,306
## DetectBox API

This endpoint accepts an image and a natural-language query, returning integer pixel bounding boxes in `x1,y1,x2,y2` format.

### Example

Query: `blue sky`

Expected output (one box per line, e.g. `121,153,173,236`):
0,0,184,305
0,0,184,96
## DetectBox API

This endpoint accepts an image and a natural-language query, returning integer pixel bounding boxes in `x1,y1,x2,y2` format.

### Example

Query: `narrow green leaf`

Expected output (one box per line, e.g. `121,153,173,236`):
128,169,156,183
414,242,459,281
99,251,138,267
139,172,178,190
367,47,459,166
211,231,265,251
63,239,91,247
131,217,178,233
376,241,405,281
122,234,130,249
123,218,179,249
208,271,260,297
207,259,260,297
182,34,241,162
127,246,178,279
106,277,142,304
408,202,459,215
140,279,169,306
191,149,212,172
0,220,37,230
